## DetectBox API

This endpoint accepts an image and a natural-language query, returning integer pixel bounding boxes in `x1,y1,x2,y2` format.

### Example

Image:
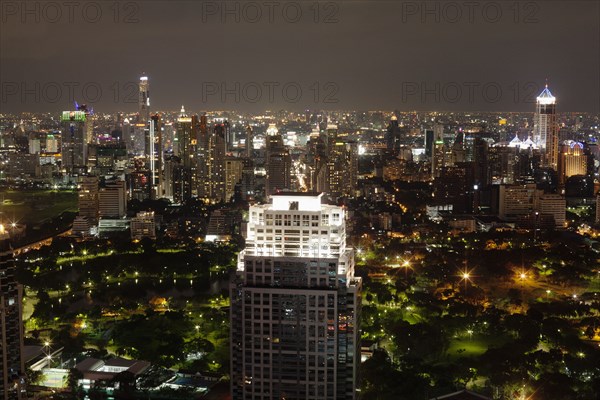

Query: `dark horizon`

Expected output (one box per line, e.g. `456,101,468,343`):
1,1,598,114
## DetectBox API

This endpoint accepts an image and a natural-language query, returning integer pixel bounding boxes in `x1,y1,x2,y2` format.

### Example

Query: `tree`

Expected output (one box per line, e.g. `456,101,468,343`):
66,368,84,399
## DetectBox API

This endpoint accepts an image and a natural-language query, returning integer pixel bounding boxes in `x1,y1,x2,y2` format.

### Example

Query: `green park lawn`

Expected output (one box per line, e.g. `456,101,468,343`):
0,190,77,225
446,334,508,361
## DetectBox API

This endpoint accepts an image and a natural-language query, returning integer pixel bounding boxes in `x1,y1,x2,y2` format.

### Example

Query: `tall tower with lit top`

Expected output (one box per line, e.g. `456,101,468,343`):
139,75,150,124
533,84,558,170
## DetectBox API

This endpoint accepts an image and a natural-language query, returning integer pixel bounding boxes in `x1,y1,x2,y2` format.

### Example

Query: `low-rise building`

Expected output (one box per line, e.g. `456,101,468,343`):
130,212,156,240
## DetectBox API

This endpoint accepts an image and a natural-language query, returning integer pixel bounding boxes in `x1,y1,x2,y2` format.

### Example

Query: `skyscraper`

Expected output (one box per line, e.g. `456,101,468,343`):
197,115,212,199
326,141,358,199
175,107,199,201
265,125,291,197
558,141,587,185
61,109,89,176
0,227,25,400
210,123,227,202
431,124,445,179
230,193,361,400
138,75,150,124
533,85,558,170
145,114,163,199
225,157,244,202
245,124,253,159
78,176,100,224
386,115,401,153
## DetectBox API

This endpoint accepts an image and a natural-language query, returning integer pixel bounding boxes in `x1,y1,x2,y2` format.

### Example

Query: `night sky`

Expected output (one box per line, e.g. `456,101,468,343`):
1,0,598,113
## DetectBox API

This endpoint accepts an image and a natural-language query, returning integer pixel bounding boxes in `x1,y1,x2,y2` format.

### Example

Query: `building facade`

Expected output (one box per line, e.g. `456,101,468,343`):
0,228,25,400
230,193,361,400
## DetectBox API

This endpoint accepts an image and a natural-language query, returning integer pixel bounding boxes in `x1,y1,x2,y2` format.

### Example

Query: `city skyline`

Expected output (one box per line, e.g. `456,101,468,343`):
2,1,600,399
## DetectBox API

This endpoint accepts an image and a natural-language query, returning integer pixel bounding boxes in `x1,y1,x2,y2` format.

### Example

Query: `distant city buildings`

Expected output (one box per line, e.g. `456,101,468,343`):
1,78,598,238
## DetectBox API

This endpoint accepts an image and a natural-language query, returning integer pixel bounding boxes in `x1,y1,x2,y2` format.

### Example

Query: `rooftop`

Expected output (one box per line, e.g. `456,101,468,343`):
429,389,492,400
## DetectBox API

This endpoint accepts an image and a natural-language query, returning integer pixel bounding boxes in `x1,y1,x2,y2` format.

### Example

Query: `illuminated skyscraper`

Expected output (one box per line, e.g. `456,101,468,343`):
175,106,199,201
145,114,163,199
558,141,587,185
139,75,150,124
533,85,558,170
0,227,25,400
230,193,361,400
197,115,212,199
61,108,90,176
326,141,358,199
431,124,446,179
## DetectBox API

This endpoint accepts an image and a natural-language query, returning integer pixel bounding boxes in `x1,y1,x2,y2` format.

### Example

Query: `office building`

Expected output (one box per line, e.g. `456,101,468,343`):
98,180,127,219
538,194,566,228
230,193,361,400
130,212,156,240
78,176,100,224
498,184,540,221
